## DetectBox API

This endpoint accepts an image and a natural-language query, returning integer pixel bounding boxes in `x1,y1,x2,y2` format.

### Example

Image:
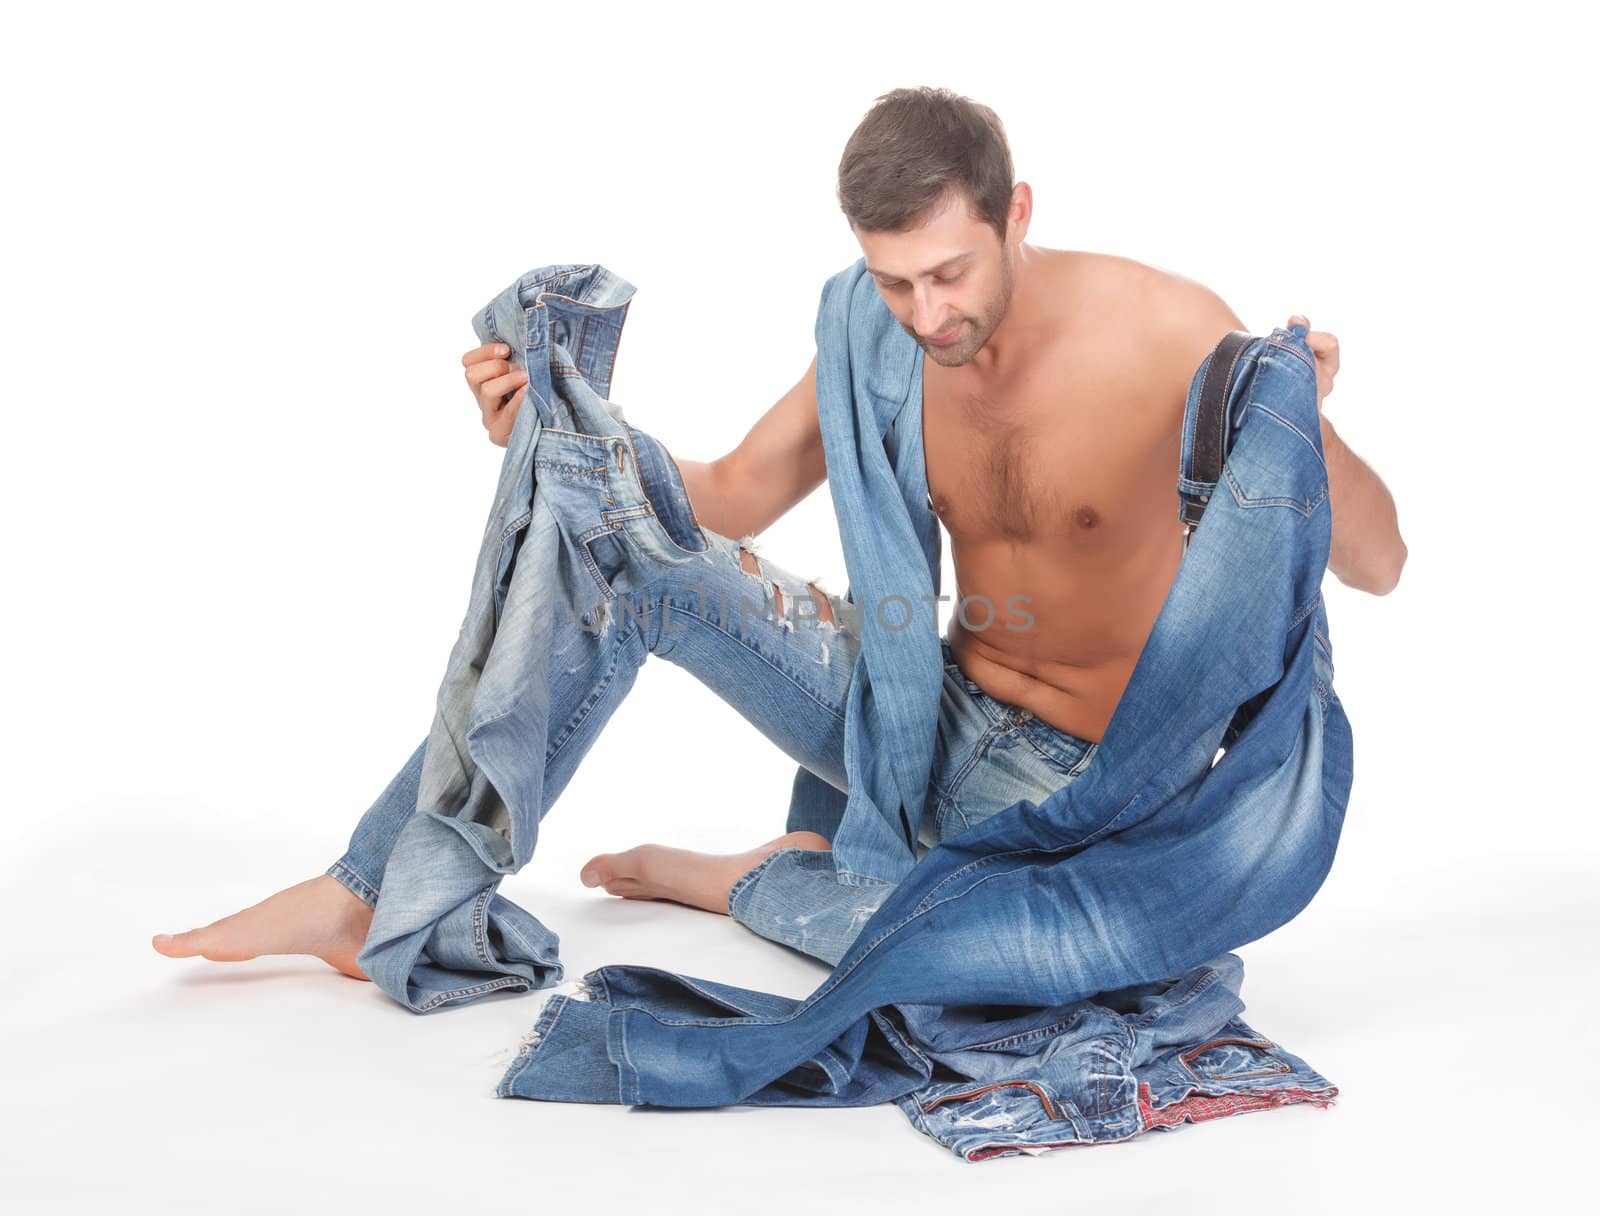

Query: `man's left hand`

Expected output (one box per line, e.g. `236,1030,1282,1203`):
1288,314,1339,408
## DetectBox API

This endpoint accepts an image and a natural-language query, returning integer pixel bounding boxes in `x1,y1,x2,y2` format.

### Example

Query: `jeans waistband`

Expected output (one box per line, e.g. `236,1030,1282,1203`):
939,638,1099,770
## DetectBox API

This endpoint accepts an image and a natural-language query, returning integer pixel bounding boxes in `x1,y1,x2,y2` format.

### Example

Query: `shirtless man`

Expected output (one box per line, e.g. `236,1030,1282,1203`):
152,87,1405,981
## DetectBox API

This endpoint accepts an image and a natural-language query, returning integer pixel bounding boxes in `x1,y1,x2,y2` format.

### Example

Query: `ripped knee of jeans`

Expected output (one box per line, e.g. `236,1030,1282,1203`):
733,537,838,635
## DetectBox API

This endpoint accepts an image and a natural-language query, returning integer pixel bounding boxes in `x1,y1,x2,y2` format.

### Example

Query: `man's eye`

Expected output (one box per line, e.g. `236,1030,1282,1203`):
937,273,962,285
878,279,905,290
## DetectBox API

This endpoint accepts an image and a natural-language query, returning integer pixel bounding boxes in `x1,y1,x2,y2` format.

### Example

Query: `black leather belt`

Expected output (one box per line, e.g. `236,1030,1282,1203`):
1180,329,1256,547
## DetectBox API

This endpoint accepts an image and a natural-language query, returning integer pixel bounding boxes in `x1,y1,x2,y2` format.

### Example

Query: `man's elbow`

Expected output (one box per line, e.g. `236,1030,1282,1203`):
1357,539,1408,596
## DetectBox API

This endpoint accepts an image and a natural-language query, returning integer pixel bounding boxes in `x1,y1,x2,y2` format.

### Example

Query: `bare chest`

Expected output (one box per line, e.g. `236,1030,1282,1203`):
919,352,1178,548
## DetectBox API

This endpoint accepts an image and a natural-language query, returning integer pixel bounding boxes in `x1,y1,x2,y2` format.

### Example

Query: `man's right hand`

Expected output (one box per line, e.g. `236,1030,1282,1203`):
462,342,529,447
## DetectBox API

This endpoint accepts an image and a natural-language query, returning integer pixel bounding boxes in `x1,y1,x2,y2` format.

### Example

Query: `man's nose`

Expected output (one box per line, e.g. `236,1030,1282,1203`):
912,300,952,338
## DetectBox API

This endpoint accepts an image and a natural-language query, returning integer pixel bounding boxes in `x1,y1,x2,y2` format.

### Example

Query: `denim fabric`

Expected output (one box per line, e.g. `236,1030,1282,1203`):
328,260,1349,1154
327,263,1111,1003
726,633,1100,966
496,259,1352,1112
335,263,723,1009
497,952,1337,1162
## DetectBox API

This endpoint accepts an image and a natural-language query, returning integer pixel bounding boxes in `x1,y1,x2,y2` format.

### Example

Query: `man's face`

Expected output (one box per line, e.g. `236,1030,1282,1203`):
854,191,1014,369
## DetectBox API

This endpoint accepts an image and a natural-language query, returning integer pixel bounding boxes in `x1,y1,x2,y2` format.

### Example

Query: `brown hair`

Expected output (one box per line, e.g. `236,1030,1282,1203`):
837,86,1015,244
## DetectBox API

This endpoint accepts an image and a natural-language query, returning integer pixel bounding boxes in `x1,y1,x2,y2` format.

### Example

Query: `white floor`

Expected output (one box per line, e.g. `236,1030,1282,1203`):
3,647,1589,1213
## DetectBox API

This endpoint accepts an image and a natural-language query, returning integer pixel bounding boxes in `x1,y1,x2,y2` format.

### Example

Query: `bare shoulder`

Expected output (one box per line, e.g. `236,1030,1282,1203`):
1042,252,1238,395
1119,257,1250,394
1048,250,1239,329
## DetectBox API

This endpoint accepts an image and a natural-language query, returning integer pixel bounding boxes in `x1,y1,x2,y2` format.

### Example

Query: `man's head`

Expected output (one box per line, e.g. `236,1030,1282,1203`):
837,86,1030,368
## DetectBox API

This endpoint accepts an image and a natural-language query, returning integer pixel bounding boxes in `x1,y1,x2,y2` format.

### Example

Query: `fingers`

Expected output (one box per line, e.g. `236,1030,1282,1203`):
462,342,510,367
483,387,525,447
464,348,528,404
465,356,523,390
1287,316,1339,363
478,368,526,399
463,342,528,446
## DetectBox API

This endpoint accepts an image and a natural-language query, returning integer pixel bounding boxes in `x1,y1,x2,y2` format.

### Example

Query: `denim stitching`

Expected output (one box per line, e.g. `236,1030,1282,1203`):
1016,727,1096,775
614,431,710,560
1244,403,1328,471
726,845,789,917
1264,337,1318,375
417,975,530,1012
534,425,625,446
1129,962,1223,1030
532,458,610,479
327,861,379,908
471,884,496,968
1287,589,1324,633
576,522,624,600
615,1009,636,1105
941,721,1009,816
920,1079,1062,1122
1224,465,1325,515
1178,1035,1292,1083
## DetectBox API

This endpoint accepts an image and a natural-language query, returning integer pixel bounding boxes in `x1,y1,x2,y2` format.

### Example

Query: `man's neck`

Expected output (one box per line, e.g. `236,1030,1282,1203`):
960,242,1062,381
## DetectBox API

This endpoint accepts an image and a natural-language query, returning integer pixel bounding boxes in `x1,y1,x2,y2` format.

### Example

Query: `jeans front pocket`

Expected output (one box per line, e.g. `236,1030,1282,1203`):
578,521,629,599
1178,1035,1294,1084
1015,715,1100,781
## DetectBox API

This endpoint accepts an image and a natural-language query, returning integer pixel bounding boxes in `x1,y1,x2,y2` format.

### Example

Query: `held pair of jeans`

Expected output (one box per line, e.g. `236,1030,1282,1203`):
323,264,1105,1005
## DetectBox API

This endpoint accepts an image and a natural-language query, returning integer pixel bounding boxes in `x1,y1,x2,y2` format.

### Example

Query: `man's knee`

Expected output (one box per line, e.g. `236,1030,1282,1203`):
736,541,834,627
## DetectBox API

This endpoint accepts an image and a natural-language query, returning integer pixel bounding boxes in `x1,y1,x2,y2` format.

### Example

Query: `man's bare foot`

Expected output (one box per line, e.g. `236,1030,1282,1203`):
151,874,375,981
578,831,833,916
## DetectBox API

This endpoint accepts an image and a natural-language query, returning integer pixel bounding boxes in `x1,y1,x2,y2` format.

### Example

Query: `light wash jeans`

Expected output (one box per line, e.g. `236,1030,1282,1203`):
326,452,1100,971
324,270,1100,981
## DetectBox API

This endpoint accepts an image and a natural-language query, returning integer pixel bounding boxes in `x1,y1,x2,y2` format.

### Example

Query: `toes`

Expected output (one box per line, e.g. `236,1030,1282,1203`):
582,847,654,888
151,925,257,964
152,929,199,957
600,878,659,901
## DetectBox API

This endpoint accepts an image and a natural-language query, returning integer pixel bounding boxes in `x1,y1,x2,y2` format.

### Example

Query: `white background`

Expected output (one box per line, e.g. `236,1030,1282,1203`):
2,1,1592,1210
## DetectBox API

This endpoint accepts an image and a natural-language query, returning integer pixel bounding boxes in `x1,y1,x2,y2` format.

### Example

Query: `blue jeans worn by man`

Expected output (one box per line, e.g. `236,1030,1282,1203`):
326,263,1350,1157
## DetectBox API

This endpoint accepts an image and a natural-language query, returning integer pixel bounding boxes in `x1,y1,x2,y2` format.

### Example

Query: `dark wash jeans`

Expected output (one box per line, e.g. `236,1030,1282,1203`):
500,952,1337,1162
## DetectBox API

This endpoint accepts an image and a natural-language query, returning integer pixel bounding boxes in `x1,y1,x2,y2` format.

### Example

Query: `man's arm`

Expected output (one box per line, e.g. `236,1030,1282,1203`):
1316,412,1406,595
1163,281,1407,595
673,353,828,540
